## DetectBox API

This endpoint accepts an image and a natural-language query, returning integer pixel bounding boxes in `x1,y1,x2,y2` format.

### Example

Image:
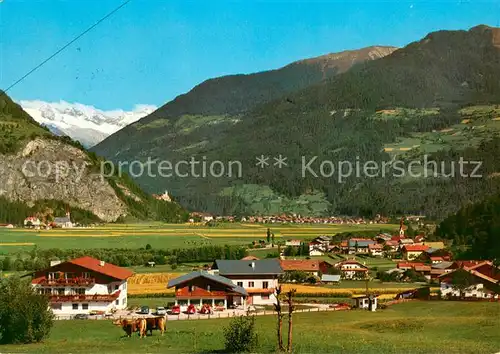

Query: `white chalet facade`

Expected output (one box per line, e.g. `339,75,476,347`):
28,256,134,315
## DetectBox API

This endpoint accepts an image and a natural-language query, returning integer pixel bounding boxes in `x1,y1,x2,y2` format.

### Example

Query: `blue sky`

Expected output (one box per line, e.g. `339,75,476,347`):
1,0,499,110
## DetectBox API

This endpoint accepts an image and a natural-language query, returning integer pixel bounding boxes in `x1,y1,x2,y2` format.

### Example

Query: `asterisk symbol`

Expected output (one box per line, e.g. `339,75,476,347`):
256,155,270,168
273,155,288,168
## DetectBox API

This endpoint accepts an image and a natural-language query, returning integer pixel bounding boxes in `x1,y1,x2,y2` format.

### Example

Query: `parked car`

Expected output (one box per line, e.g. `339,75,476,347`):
199,304,213,314
156,306,167,315
186,304,196,314
170,305,181,315
139,306,150,314
74,314,89,320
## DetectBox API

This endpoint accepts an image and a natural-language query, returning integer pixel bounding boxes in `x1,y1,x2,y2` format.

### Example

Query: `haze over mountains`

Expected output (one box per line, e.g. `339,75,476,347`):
19,100,156,148
92,25,500,220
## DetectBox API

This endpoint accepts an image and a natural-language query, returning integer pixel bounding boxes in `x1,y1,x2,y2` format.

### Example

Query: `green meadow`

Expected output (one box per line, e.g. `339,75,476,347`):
0,223,398,253
2,302,499,353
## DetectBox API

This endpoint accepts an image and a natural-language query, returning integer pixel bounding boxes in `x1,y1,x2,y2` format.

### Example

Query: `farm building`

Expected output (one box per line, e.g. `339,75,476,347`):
167,271,248,310
439,261,500,299
321,274,341,284
210,259,283,305
26,256,133,315
279,259,332,277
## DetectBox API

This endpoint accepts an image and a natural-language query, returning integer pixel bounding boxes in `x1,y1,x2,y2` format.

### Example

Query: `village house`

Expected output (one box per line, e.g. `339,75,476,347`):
418,248,452,264
384,240,399,253
368,243,383,257
210,259,283,305
439,261,500,299
348,239,376,254
399,238,415,246
54,212,73,228
334,260,369,280
340,240,349,253
167,271,248,310
26,256,133,315
402,244,429,260
285,239,302,247
279,259,332,277
24,216,41,229
309,241,326,256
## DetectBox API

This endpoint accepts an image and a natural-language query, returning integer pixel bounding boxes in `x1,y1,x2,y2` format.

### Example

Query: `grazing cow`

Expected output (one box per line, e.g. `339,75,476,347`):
144,316,166,336
113,319,137,338
136,318,147,338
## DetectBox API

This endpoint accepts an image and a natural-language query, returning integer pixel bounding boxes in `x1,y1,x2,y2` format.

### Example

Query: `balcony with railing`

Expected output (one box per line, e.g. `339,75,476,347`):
49,290,121,303
39,277,96,287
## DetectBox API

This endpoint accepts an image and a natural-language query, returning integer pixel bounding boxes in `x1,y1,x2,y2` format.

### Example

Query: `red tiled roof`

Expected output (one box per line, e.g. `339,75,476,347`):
280,260,319,272
385,240,399,246
397,262,425,269
68,256,134,280
369,244,383,250
414,265,432,272
403,245,429,252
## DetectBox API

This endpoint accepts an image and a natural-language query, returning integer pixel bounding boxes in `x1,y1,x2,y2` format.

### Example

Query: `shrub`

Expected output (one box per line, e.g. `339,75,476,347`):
223,313,258,353
0,276,54,344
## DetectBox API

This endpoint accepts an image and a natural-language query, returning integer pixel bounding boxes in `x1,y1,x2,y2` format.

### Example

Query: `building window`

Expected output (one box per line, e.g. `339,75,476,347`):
72,304,79,310
123,282,127,290
72,288,85,295
82,304,89,310
263,281,269,289
48,272,60,280
248,282,254,288
51,303,62,310
237,282,243,287
65,272,75,279
207,285,211,292
115,300,119,305
58,288,65,295
188,285,195,292
122,298,126,305
262,295,270,300
114,285,119,291
82,272,91,279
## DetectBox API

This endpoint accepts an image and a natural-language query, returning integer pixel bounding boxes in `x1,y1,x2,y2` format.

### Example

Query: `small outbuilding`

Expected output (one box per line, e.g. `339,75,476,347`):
352,294,378,311
321,274,341,284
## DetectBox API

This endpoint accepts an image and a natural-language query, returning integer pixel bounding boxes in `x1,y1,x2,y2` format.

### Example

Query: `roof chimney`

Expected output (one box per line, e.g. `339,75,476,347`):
50,260,61,267
99,260,105,267
251,261,255,269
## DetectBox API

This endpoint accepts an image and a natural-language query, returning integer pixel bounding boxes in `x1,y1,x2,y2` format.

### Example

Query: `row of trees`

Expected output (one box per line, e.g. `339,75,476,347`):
0,245,248,272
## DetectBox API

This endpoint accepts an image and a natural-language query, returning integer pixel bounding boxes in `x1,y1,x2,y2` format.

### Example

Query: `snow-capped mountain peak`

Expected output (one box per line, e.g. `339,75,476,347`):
18,100,157,147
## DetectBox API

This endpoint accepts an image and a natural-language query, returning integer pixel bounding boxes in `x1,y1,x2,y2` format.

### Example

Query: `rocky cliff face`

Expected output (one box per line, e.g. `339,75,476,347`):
0,138,128,221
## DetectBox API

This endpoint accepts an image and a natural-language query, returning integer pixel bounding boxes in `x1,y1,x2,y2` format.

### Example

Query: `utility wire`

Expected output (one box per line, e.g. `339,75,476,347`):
1,0,131,95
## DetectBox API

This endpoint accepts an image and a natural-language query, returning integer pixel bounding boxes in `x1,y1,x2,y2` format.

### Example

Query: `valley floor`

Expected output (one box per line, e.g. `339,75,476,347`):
2,302,499,353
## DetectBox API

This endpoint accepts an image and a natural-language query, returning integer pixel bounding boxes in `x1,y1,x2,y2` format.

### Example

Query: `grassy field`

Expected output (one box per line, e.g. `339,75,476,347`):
2,302,499,353
0,223,398,253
